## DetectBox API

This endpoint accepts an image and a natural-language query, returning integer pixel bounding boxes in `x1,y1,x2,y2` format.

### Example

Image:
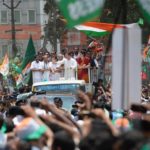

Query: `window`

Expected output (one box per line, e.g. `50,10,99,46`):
0,10,8,24
28,10,36,24
14,10,21,24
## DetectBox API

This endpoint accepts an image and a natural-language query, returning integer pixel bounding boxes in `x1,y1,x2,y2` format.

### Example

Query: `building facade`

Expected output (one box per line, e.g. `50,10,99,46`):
61,29,87,51
0,0,47,58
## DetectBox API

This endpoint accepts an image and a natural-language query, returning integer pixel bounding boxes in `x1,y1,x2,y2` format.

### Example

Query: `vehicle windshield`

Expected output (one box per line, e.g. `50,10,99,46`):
32,95,76,111
34,84,85,93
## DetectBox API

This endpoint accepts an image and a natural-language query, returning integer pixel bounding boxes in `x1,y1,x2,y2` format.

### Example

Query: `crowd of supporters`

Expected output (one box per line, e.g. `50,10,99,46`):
0,79,148,150
0,43,148,149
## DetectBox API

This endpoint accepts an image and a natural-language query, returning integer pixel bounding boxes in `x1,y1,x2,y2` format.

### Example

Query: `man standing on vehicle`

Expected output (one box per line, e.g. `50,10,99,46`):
41,55,51,81
64,52,77,80
30,55,43,83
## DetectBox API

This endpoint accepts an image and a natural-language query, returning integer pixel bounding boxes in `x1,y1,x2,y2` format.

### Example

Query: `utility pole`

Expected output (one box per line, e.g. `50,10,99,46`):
3,0,21,57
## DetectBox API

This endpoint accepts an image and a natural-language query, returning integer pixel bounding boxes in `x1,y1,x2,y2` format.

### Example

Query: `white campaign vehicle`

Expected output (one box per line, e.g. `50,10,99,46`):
31,80,88,110
32,80,86,94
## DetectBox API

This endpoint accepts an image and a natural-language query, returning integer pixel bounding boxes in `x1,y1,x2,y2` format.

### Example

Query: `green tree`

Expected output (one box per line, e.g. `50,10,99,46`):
100,0,150,43
43,0,66,52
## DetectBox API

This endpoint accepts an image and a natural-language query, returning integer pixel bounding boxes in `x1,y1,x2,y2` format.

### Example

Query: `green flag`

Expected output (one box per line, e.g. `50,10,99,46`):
55,0,105,27
136,0,150,24
21,35,36,70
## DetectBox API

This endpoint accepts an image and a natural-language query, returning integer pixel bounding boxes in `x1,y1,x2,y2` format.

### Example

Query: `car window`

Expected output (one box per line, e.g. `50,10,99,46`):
34,84,80,93
33,95,76,111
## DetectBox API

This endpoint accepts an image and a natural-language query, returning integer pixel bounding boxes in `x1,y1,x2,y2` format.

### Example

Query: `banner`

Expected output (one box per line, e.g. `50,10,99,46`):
56,0,105,27
137,0,150,23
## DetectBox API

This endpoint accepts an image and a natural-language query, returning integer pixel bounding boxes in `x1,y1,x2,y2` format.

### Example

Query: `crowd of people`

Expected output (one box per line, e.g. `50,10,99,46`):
0,44,149,149
0,78,148,150
30,49,104,84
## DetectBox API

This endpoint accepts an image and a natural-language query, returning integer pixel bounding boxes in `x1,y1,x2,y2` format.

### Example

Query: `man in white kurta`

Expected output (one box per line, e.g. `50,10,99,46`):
64,52,77,80
30,56,43,83
41,55,51,81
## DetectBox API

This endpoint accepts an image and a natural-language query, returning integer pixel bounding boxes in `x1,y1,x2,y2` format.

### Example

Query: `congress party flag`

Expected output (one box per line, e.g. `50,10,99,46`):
16,63,31,87
75,22,124,37
136,0,150,23
55,0,105,27
75,22,141,37
0,53,9,76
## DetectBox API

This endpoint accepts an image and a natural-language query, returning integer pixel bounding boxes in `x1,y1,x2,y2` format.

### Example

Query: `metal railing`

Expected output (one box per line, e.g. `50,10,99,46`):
75,67,100,83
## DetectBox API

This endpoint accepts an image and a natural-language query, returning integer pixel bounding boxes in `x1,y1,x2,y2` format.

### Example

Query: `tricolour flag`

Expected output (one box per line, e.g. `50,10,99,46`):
16,63,31,87
75,22,124,37
75,22,139,37
143,46,150,59
0,53,9,76
142,36,150,59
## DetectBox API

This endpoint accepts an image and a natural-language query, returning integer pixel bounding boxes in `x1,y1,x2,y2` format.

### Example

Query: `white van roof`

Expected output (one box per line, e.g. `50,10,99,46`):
33,80,85,87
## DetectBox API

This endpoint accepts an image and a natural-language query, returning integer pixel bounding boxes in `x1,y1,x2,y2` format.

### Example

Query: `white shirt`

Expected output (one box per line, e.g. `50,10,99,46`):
64,58,77,80
49,62,61,81
57,58,67,78
30,61,43,83
41,61,51,81
57,58,66,66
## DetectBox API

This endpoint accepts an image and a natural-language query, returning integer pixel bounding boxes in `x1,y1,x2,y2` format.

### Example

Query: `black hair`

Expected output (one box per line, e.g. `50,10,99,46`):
80,51,86,56
53,97,63,104
52,56,58,61
71,108,78,116
79,119,114,150
132,119,150,132
74,51,78,55
19,87,25,94
118,130,144,150
6,106,25,118
52,130,75,150
0,114,4,128
65,52,72,56
4,119,15,133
